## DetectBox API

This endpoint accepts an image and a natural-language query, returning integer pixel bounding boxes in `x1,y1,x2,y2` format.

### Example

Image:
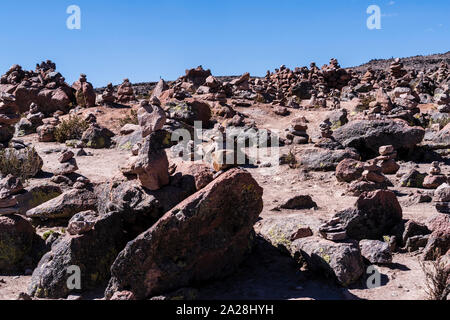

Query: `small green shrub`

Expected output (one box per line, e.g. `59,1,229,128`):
420,258,450,300
0,147,41,181
54,115,89,143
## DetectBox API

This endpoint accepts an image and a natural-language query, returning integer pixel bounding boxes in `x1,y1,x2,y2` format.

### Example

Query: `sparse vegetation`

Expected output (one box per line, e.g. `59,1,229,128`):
357,95,376,112
279,149,298,169
0,147,41,181
119,109,138,127
420,254,450,300
54,115,89,143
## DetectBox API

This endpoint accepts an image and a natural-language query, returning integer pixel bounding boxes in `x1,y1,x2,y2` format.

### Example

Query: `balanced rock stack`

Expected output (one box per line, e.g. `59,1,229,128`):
375,145,400,174
36,121,57,143
0,175,24,215
126,98,169,191
319,118,333,138
434,183,450,214
117,79,135,103
72,74,96,108
434,88,450,113
423,162,447,189
137,98,167,138
53,150,78,176
286,117,309,144
436,61,449,83
390,58,407,79
362,162,387,184
102,83,116,105
17,102,44,135
361,67,375,84
0,92,20,146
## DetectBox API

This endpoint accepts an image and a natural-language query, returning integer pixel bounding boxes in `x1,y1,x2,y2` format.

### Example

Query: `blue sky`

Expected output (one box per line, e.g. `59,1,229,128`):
0,0,448,87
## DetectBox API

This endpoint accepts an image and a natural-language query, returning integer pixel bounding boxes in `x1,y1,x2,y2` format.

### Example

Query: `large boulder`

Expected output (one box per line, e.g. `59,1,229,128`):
81,124,114,149
131,130,170,191
320,190,403,241
28,210,125,298
290,237,365,286
333,120,425,158
28,176,198,299
0,215,36,273
359,239,392,264
26,188,97,221
300,148,360,171
165,99,211,126
105,168,263,299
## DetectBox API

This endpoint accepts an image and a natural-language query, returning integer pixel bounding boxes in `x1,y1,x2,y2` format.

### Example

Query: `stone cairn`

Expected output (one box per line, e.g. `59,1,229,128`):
361,67,375,84
0,175,24,216
436,61,449,83
362,162,387,185
117,78,135,103
390,58,407,79
375,145,400,175
122,98,169,191
434,183,450,214
72,74,96,108
0,92,20,147
319,118,333,138
423,162,448,189
102,83,116,105
286,117,309,145
53,150,78,176
434,87,450,113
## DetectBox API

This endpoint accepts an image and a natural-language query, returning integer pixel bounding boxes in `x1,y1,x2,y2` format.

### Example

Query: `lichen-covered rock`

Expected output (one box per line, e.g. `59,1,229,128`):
400,169,427,188
26,188,97,220
320,190,402,241
0,215,36,273
290,237,364,286
28,210,125,298
300,148,360,171
256,215,315,253
333,120,425,157
359,239,392,264
81,123,114,149
336,158,364,183
165,99,211,126
105,168,263,299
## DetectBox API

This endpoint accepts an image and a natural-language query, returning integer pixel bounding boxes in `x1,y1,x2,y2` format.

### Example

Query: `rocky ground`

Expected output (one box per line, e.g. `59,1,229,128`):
0,52,449,301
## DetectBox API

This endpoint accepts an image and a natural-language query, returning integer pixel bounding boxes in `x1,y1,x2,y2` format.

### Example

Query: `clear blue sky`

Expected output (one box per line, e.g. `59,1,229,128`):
0,0,448,87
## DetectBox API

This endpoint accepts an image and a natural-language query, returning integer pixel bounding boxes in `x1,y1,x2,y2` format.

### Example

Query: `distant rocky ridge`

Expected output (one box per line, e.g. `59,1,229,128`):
95,52,450,95
349,51,450,73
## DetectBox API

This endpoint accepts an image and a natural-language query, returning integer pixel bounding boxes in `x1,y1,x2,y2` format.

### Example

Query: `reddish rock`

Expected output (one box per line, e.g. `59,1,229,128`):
105,168,263,299
336,158,364,183
72,74,96,108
